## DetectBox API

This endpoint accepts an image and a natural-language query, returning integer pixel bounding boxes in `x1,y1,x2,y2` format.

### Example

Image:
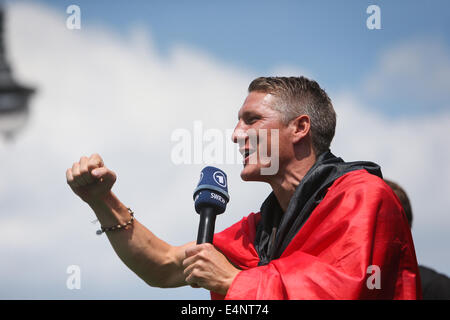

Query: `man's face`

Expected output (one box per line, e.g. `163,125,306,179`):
232,91,293,181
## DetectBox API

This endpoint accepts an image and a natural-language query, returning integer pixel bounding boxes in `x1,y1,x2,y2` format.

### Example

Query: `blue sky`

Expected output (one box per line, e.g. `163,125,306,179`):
1,1,449,299
32,0,450,116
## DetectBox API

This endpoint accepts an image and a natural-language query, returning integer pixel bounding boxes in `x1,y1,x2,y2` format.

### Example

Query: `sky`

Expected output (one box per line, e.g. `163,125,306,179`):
0,0,449,299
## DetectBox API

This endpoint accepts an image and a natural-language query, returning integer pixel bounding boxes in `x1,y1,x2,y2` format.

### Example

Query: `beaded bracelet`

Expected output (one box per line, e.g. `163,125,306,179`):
96,208,135,235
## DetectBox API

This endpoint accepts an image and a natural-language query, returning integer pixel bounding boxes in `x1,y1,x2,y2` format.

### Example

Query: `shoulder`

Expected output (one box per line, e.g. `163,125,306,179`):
331,169,390,194
419,265,450,299
328,169,400,207
321,169,406,225
420,265,450,285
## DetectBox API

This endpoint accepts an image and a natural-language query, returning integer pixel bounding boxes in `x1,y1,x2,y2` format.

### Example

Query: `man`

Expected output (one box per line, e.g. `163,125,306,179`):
384,179,450,300
66,76,421,299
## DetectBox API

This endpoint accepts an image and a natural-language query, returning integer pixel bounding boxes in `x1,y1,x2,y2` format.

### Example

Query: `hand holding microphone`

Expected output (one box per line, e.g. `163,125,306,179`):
182,167,239,294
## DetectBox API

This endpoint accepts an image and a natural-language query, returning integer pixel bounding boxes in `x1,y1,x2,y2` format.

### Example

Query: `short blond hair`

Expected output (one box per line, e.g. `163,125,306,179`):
248,76,336,156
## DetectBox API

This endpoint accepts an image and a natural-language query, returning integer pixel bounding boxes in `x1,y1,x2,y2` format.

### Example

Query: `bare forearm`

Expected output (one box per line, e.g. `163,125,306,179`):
66,154,237,294
88,192,187,287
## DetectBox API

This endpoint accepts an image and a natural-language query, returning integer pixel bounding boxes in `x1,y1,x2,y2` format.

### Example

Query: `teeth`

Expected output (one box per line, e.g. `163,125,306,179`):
241,149,255,158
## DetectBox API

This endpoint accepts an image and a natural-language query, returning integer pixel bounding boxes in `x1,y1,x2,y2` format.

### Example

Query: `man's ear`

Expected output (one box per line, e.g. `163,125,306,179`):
290,115,311,144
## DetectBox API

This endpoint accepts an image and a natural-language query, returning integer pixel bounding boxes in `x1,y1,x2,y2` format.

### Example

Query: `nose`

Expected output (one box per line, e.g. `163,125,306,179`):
231,121,247,146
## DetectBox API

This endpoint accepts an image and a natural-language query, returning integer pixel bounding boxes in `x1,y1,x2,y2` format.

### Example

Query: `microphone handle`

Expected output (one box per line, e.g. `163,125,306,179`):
196,207,217,244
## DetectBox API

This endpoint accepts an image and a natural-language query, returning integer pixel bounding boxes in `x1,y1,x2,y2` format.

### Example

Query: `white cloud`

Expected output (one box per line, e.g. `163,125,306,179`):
1,2,449,299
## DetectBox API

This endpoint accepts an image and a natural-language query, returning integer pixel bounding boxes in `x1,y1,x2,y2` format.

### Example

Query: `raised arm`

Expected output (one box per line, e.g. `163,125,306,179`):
65,153,192,288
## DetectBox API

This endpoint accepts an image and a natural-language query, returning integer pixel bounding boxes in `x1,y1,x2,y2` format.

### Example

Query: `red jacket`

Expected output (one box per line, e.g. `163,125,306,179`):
212,169,421,299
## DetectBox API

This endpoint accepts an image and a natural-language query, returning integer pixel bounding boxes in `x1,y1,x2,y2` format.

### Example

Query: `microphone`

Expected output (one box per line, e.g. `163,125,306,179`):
193,166,230,244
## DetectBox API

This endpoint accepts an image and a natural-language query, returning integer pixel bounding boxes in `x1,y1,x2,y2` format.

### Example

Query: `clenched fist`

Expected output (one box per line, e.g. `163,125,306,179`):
66,153,117,204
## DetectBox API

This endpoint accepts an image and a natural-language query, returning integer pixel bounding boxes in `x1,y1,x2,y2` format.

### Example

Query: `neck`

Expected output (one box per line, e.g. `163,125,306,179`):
269,149,317,212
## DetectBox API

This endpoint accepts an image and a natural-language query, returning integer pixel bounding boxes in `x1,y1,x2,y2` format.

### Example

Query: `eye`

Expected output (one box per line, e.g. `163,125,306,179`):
246,116,259,124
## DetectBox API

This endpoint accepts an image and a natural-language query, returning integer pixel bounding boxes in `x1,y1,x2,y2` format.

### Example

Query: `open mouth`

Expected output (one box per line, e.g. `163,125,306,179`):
240,148,256,164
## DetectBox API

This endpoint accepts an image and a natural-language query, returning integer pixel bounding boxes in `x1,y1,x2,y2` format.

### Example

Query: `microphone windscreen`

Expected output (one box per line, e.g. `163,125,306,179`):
193,166,229,214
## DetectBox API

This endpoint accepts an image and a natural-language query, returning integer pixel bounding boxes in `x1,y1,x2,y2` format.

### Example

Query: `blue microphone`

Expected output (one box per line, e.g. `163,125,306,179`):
193,166,230,244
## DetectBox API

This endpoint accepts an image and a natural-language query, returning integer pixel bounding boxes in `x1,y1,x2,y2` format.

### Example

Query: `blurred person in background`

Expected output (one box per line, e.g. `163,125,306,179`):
385,179,450,300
